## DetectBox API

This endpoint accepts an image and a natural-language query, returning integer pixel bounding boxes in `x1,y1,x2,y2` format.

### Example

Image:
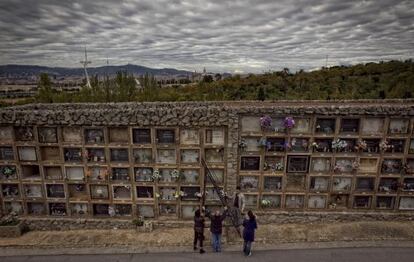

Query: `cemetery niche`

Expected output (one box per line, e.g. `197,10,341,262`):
399,197,414,210
207,169,223,184
111,167,130,181
24,184,43,198
180,129,199,145
263,176,282,191
40,146,60,161
132,128,151,144
44,166,63,180
87,166,108,181
156,129,175,144
21,165,41,180
0,126,13,142
402,178,414,192
361,118,384,134
263,156,284,172
0,165,17,180
46,184,65,198
313,139,332,153
84,128,104,144
49,203,67,216
27,202,46,215
136,186,154,198
38,127,58,143
137,205,155,218
286,174,306,191
205,148,224,163
66,167,85,180
134,167,154,182
362,139,380,153
71,203,88,216
2,184,19,197
287,156,309,173
114,204,132,216
62,127,82,143
290,137,309,152
260,195,281,209
93,204,109,216
182,205,198,219
113,185,131,199
156,149,176,164
353,196,371,208
159,204,176,216
315,118,336,134
4,202,23,214
329,194,349,209
388,119,409,134
108,127,129,143
285,195,304,208
334,158,356,173
110,148,129,162
311,158,331,173
205,128,225,145
359,158,378,173
181,186,201,200
159,187,176,201
180,149,199,164
340,119,359,133
240,176,259,191
291,118,310,134
64,148,82,162
381,159,402,174
240,137,260,152
133,148,152,163
355,177,375,192
376,196,394,209
240,156,260,171
378,178,399,193
386,139,405,153
332,177,352,192
309,177,329,191
265,137,285,152
308,195,327,209
68,184,88,200
14,126,34,141
18,147,37,161
90,185,109,199
86,148,106,162
182,169,200,184
0,146,14,160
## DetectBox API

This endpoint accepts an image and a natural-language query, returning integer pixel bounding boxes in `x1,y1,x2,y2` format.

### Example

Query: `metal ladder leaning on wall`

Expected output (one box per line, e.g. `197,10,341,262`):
201,158,241,237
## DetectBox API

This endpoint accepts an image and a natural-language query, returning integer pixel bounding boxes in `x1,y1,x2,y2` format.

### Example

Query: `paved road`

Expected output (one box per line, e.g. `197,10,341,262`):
1,247,414,262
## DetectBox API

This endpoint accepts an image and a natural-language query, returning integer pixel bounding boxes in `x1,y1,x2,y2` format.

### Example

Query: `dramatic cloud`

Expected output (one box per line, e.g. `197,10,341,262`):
0,0,413,72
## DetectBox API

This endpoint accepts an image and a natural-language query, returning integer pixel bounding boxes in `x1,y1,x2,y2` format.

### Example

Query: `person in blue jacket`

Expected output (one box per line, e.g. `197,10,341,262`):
242,210,257,256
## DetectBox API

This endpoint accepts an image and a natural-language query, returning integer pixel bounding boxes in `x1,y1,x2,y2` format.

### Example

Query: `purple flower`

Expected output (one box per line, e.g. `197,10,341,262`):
284,117,295,129
260,115,272,129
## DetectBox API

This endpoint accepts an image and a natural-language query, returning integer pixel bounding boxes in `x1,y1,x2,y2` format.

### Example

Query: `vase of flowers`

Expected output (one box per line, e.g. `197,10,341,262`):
332,139,348,152
151,169,161,182
261,199,272,208
260,116,272,131
284,117,295,130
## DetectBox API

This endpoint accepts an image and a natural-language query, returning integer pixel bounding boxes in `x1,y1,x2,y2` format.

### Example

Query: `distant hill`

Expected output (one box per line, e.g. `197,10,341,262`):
0,64,192,77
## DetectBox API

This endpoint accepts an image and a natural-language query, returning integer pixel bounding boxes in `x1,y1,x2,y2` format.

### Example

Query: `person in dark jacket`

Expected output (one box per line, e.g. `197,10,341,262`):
242,210,257,256
193,209,206,254
204,206,228,252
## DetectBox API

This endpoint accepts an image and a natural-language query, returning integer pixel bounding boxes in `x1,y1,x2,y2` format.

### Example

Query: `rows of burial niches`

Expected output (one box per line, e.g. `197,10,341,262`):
1,113,414,220
238,116,414,211
0,126,228,219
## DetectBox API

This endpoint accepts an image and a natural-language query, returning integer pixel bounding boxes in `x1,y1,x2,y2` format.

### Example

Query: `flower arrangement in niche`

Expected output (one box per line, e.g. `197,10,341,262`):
174,190,186,198
332,139,348,152
284,117,295,129
171,169,181,181
356,140,367,151
311,142,319,150
195,192,203,198
379,140,393,152
261,199,272,208
151,169,161,182
155,193,161,198
260,116,272,131
352,161,360,171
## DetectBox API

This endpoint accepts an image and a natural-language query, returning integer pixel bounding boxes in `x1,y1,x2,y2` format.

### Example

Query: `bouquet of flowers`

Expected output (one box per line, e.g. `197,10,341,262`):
171,169,181,181
239,139,247,150
151,169,161,181
174,190,186,198
260,115,272,130
379,140,393,152
332,139,348,151
284,117,295,129
356,140,367,151
311,142,319,150
275,162,284,171
261,199,272,208
195,192,203,198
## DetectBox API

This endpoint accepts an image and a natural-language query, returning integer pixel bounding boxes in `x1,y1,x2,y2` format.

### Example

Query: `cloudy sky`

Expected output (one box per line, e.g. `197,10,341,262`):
0,0,413,73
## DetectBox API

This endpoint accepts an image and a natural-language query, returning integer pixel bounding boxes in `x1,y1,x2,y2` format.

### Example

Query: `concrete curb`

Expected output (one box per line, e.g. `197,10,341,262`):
2,240,414,257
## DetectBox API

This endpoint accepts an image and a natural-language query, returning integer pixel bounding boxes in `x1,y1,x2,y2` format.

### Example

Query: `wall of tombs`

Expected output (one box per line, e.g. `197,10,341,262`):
0,101,414,221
